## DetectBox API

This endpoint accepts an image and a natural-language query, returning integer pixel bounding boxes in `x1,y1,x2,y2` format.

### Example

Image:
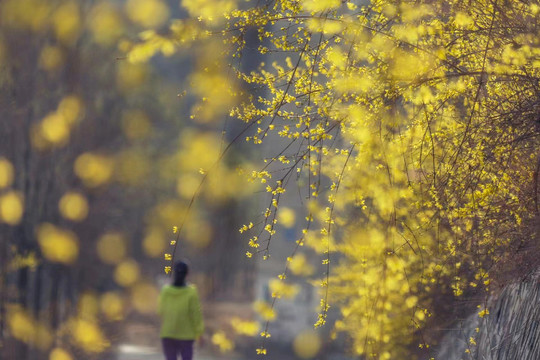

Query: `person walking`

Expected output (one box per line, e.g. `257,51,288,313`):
158,261,204,360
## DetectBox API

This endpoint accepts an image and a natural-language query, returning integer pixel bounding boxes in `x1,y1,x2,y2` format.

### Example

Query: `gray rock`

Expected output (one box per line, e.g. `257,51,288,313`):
436,275,540,360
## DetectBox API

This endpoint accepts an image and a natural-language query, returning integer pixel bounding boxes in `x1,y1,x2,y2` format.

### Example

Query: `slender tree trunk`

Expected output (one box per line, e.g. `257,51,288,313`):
16,265,29,359
0,229,7,352
50,266,60,332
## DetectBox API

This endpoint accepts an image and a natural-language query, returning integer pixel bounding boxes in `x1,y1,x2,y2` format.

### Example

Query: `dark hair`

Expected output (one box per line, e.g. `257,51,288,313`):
173,261,189,287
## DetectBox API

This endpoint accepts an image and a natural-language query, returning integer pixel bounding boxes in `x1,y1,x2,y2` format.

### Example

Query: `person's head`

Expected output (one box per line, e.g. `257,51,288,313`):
173,260,189,286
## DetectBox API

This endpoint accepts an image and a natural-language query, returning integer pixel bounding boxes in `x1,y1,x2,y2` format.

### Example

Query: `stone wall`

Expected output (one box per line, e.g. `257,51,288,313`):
435,274,540,360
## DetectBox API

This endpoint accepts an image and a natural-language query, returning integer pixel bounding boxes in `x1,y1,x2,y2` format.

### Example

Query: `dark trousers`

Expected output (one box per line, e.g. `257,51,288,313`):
161,338,194,360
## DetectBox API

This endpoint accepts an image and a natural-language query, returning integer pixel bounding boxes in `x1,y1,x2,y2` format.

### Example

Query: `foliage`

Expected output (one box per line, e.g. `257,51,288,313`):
129,0,540,358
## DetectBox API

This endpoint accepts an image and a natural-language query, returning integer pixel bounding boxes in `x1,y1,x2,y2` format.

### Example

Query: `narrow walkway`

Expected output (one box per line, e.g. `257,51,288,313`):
116,344,244,360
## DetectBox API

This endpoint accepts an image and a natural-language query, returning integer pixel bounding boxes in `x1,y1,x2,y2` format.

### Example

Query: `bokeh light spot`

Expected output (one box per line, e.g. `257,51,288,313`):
178,131,221,171
40,112,70,145
253,301,275,321
211,331,234,353
100,292,124,321
96,232,126,265
0,157,15,188
181,0,236,23
142,227,166,258
116,61,148,92
88,2,124,46
131,282,158,314
293,330,321,359
52,1,81,45
288,253,315,276
125,0,169,29
59,191,89,221
230,317,259,336
176,174,200,199
70,318,109,353
0,191,24,225
37,223,79,264
278,207,296,228
39,45,64,71
7,306,53,350
58,95,83,125
113,259,140,287
74,152,114,187
0,0,52,31
78,292,99,319
49,347,73,360
268,279,299,299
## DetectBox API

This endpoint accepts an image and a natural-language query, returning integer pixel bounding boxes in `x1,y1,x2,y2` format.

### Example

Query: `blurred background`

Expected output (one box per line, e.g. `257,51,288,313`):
0,0,338,359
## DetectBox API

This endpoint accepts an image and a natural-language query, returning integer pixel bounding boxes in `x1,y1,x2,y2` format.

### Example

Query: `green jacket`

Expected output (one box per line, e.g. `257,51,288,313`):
158,285,204,340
